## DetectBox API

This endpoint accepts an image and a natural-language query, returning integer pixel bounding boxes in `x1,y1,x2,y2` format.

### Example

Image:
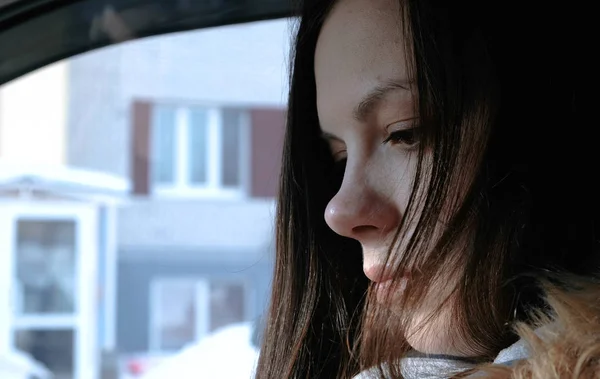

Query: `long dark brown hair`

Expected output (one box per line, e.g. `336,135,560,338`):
256,0,598,378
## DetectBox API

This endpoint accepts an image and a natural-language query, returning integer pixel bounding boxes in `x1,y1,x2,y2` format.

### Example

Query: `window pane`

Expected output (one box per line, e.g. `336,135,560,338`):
156,281,196,351
15,220,76,315
15,329,74,379
152,106,177,185
209,282,245,332
189,109,209,185
1,17,288,378
221,109,242,187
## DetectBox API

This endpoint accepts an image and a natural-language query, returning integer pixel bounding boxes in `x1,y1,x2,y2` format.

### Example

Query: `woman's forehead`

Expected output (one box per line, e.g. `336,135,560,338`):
314,0,409,128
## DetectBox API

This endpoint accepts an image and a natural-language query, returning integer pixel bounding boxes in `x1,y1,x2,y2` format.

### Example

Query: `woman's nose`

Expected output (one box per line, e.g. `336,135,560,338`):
324,163,401,243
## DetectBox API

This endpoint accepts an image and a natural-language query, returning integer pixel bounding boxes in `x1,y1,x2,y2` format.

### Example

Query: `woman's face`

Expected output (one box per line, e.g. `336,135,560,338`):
315,0,463,355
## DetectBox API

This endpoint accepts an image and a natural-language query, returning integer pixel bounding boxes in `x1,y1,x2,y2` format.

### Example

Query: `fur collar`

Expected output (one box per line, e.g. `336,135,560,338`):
354,279,600,378
472,279,600,378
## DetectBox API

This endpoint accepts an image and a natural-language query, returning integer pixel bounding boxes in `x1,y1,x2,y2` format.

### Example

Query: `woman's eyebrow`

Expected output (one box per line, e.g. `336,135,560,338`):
353,79,412,122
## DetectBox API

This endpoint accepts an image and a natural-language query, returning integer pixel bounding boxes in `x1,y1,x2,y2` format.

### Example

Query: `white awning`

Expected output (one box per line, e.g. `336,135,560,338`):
0,161,129,203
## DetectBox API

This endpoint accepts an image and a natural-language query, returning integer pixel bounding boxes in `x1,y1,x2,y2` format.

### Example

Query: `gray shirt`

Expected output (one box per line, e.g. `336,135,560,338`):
353,338,530,379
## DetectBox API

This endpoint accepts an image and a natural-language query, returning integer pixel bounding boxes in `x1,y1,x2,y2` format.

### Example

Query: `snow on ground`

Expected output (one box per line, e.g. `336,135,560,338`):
140,322,259,379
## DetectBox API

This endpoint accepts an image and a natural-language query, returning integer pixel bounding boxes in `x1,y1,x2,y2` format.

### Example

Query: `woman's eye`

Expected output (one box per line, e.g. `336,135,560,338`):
384,127,420,148
332,150,347,162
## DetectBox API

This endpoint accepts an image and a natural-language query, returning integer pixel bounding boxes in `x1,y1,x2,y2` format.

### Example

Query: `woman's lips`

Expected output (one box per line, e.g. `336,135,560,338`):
364,264,411,303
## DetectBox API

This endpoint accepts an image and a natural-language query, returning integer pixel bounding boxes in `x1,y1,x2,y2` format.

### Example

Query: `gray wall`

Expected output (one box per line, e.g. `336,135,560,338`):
118,199,276,249
67,44,124,177
116,249,273,353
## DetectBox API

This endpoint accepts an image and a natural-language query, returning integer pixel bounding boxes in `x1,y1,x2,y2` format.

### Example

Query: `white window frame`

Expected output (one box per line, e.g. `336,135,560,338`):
0,201,98,379
148,277,250,353
152,106,251,199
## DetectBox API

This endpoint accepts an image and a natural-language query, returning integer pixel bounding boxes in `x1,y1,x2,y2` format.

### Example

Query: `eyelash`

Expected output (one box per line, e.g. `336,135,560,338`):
383,127,420,147
324,121,420,165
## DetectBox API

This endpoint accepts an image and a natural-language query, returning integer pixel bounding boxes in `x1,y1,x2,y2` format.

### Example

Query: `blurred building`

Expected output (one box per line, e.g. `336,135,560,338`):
0,18,289,379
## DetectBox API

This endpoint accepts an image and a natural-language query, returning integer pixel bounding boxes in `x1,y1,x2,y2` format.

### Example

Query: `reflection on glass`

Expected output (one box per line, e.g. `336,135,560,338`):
15,329,74,379
189,109,209,185
152,106,177,185
209,282,245,332
157,281,196,351
221,109,242,187
16,220,76,315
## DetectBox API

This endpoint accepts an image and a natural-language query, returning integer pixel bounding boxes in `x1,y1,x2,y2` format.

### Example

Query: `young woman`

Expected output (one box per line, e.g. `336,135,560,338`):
256,0,599,377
